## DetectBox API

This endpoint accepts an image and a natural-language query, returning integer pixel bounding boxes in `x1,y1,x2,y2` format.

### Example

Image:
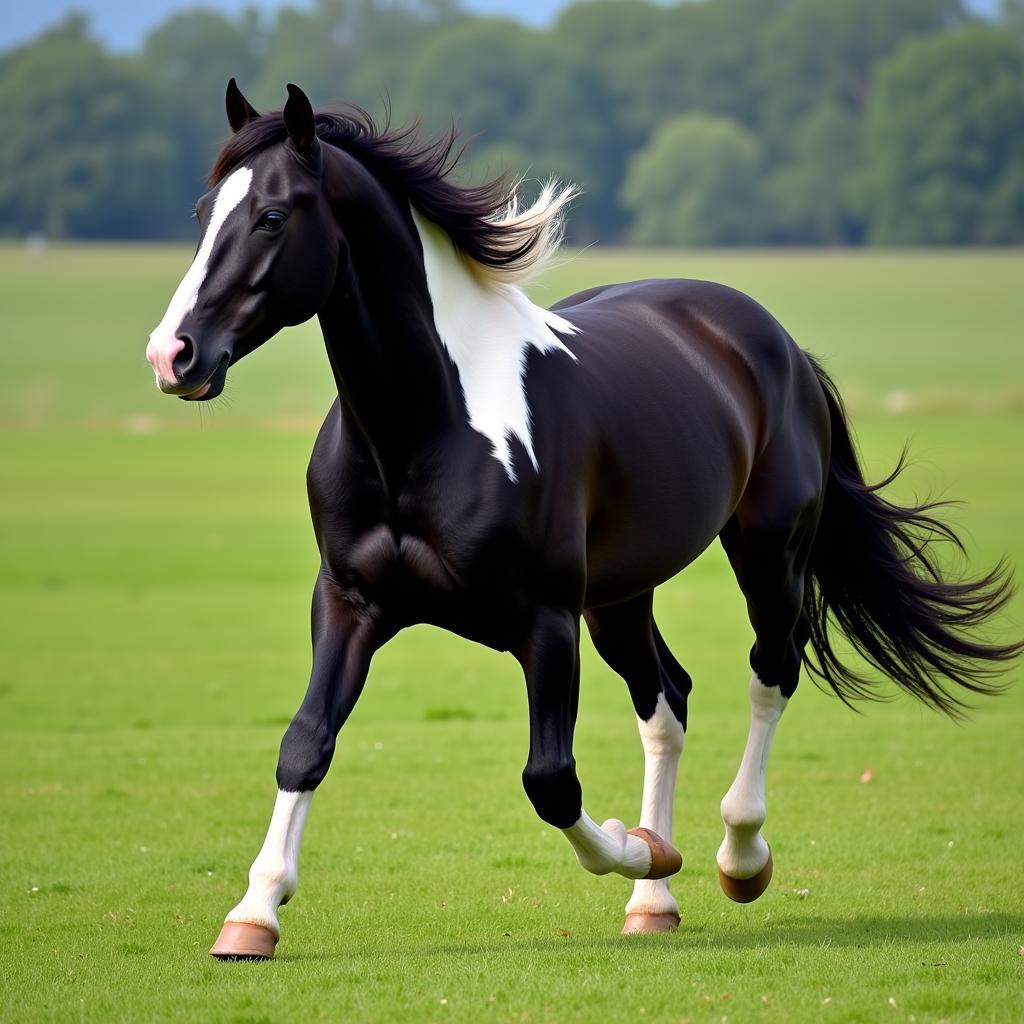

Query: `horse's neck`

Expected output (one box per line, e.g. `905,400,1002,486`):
318,158,578,488
317,198,461,487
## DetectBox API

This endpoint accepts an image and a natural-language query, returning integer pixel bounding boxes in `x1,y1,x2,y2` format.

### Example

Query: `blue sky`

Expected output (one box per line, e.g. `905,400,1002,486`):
3,0,1002,51
7,0,543,51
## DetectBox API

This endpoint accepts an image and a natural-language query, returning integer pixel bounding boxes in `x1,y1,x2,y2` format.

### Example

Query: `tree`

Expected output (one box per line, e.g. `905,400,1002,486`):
756,0,966,145
142,8,266,216
1,0,1021,244
253,0,459,112
553,0,676,143
1003,0,1024,39
0,16,177,239
862,26,1024,243
398,19,611,238
554,0,785,141
767,102,864,243
621,114,765,245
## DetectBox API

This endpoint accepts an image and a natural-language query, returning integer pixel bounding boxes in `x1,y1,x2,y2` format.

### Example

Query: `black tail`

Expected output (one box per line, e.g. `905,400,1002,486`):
803,356,1021,718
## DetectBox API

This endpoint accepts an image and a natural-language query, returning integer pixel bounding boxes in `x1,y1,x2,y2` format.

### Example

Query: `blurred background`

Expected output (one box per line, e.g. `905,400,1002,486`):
2,0,1024,245
1,3,1022,1019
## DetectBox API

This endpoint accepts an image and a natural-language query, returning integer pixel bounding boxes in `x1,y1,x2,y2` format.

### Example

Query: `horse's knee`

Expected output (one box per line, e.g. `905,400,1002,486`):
276,713,334,792
522,757,582,829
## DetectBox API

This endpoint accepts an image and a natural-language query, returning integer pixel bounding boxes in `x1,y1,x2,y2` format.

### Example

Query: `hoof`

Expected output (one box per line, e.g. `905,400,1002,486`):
627,827,683,880
209,921,277,960
718,848,773,904
622,911,680,935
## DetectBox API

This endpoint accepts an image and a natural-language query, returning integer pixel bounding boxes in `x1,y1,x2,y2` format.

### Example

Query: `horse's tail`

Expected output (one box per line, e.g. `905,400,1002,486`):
802,355,1021,718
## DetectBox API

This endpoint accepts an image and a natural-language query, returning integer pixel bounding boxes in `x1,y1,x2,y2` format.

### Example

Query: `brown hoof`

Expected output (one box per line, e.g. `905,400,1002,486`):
718,848,773,904
627,827,683,880
622,911,680,935
209,921,277,960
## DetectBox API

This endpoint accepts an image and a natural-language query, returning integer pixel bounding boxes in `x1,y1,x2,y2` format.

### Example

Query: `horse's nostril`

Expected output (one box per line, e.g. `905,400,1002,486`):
172,334,197,378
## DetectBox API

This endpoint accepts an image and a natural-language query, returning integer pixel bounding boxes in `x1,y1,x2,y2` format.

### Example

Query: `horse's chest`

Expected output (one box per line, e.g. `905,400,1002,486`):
339,524,455,594
331,518,529,648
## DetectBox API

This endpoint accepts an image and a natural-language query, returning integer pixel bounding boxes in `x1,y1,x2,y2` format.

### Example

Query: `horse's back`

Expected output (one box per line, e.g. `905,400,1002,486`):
555,278,800,401
542,278,825,605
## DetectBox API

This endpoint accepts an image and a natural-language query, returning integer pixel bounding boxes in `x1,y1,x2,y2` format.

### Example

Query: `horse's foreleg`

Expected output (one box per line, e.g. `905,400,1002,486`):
518,607,677,882
210,572,380,959
210,790,313,958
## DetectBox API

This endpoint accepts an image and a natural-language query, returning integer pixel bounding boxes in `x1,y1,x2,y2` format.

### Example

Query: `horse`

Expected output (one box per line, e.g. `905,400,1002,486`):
145,81,1020,959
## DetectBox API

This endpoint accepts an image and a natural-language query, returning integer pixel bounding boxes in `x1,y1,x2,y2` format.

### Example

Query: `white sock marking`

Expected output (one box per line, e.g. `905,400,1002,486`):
146,166,253,385
626,692,685,917
562,811,652,879
717,675,787,879
411,208,578,481
224,789,312,936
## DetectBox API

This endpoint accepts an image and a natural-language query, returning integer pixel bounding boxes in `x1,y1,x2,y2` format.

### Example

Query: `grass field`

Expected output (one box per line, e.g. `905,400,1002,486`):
1,243,1022,1023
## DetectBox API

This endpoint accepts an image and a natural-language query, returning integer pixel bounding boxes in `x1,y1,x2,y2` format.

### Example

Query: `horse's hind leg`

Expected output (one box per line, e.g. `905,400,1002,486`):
716,435,824,903
585,593,690,934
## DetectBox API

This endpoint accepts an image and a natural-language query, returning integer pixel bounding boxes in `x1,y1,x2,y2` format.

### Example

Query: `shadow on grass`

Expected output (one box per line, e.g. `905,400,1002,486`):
277,912,1024,962
694,912,1024,950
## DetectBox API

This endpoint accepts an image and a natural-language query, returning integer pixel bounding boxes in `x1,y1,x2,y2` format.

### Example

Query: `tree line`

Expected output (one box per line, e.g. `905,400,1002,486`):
1,0,1023,245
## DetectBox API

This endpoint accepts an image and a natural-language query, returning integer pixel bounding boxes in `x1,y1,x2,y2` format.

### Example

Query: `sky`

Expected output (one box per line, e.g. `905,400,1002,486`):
3,0,1003,52
7,0,546,51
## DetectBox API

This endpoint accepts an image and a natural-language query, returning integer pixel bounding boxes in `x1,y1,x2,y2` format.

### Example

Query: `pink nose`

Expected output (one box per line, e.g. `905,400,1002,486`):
146,332,186,385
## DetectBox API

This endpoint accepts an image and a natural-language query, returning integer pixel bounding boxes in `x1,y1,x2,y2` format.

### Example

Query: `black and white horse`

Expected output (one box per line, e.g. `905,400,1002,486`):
146,82,1019,958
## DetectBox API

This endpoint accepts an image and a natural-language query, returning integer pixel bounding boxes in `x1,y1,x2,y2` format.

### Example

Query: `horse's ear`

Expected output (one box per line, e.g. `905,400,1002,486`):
284,83,318,156
225,78,259,133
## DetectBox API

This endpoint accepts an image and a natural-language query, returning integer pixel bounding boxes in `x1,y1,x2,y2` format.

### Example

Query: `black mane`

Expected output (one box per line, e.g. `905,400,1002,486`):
210,108,548,275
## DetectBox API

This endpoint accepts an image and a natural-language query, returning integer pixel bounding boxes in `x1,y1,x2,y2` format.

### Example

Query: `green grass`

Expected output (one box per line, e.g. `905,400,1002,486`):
1,243,1022,1023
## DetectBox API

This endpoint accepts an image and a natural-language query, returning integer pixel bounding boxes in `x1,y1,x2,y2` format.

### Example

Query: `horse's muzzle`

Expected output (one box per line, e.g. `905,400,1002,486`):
167,351,230,401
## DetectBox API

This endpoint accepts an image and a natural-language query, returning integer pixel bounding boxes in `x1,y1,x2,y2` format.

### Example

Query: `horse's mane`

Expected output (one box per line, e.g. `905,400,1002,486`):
209,107,576,286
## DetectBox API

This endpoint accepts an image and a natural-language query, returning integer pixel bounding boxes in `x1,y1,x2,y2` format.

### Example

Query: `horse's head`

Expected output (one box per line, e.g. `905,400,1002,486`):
146,81,338,400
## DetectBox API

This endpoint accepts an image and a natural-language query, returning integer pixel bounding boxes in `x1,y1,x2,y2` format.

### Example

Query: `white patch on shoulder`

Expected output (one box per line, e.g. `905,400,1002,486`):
146,165,253,384
411,208,578,481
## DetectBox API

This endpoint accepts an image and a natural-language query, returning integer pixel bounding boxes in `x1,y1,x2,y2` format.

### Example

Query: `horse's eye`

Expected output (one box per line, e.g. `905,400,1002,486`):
258,210,287,232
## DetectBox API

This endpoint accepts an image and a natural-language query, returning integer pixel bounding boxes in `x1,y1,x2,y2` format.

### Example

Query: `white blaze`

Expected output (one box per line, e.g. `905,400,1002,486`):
146,165,253,384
